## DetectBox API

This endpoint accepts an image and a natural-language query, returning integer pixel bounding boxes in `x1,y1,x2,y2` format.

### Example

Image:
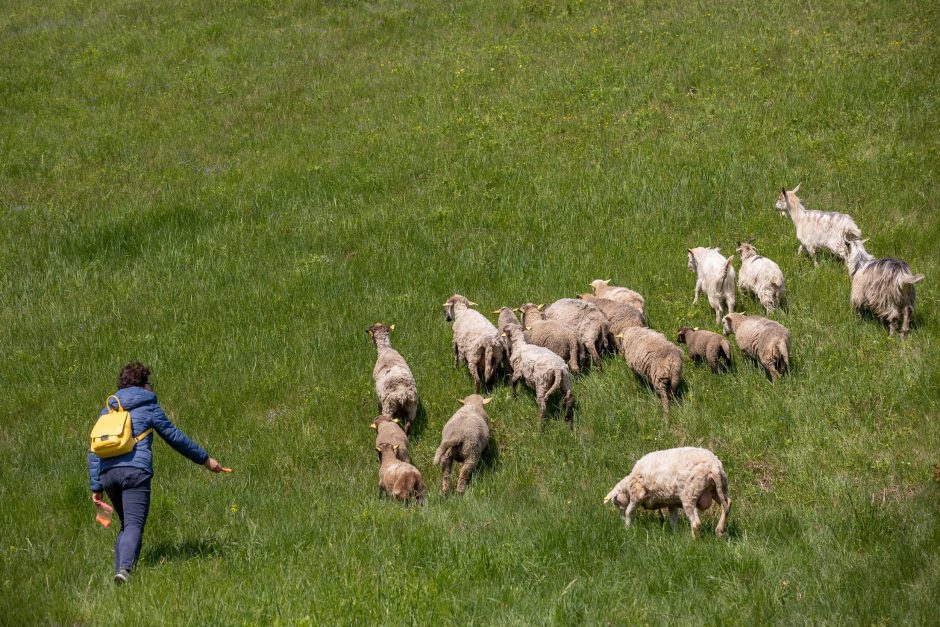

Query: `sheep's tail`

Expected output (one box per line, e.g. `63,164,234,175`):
720,255,735,284
544,368,563,401
720,338,732,363
433,442,454,466
711,468,730,509
777,337,790,371
483,341,499,386
413,479,426,506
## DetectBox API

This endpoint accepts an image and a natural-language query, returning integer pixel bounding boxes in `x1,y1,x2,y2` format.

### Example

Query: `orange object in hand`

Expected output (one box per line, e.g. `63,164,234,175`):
95,501,114,528
220,467,233,473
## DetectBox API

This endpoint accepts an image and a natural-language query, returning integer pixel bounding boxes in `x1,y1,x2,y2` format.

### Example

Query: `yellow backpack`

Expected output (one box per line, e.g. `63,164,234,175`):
89,395,154,458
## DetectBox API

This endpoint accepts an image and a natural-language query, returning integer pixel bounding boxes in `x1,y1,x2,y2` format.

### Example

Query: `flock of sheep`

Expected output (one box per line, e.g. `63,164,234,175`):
365,186,925,537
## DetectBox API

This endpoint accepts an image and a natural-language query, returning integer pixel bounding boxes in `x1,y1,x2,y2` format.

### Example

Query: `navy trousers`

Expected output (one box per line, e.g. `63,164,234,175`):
100,467,152,572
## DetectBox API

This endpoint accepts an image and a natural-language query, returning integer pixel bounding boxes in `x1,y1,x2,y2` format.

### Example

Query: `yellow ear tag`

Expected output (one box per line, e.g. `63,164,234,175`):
389,324,395,331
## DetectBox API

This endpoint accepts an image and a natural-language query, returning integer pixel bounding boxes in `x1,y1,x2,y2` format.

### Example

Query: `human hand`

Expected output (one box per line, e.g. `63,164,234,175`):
91,491,104,504
204,457,227,473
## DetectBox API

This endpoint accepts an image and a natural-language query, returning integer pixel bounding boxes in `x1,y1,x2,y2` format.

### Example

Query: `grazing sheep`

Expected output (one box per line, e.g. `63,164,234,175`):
577,294,646,347
367,323,419,433
543,298,610,371
775,185,862,265
589,279,646,317
736,241,786,314
494,306,523,368
676,326,732,373
844,236,924,338
376,442,425,505
501,324,574,426
604,447,731,538
617,327,683,414
434,395,492,495
519,303,582,374
688,247,736,325
371,415,410,464
722,313,790,383
444,294,504,392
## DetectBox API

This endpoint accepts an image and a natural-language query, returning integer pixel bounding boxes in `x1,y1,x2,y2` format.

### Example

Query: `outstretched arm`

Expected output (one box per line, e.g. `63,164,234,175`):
151,404,210,465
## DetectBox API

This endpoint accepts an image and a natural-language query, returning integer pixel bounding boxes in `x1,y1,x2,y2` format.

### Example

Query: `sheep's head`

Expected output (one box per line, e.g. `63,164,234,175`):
735,240,757,259
443,294,476,321
603,485,629,508
775,184,800,213
722,314,742,336
494,306,520,329
458,394,492,408
590,279,610,294
366,323,394,344
676,326,693,344
371,415,399,430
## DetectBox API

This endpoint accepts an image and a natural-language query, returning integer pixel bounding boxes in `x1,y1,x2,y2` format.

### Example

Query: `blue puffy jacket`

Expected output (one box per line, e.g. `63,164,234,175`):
88,387,209,492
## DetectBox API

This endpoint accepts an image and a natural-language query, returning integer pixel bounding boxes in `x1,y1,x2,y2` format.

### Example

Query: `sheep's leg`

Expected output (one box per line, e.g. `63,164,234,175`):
683,503,702,538
714,488,732,538
404,403,417,434
901,306,912,338
587,341,603,372
622,501,638,528
714,306,723,326
440,457,453,495
563,390,574,427
467,353,482,392
453,341,460,368
763,359,780,383
536,391,548,427
510,373,521,397
456,456,478,494
692,280,701,305
668,507,679,531
656,381,670,415
705,344,720,374
888,318,897,337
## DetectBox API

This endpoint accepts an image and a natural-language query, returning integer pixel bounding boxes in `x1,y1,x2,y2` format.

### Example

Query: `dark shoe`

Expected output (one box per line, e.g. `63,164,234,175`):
114,569,130,584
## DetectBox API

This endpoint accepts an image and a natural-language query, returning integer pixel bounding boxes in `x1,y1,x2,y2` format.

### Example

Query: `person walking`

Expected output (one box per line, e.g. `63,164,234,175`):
88,362,227,584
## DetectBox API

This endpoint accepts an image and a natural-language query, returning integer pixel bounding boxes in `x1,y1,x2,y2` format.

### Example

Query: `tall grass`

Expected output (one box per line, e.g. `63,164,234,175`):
1,0,938,623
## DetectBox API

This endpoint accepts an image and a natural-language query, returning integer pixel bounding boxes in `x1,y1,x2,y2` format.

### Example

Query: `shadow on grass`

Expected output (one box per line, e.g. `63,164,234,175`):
143,536,224,565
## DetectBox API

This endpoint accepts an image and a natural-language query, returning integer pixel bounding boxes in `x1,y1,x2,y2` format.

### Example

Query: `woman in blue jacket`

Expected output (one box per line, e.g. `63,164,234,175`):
89,362,225,584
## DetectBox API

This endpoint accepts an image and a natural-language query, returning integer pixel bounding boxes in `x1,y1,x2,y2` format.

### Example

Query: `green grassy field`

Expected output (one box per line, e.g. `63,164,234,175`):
2,0,939,623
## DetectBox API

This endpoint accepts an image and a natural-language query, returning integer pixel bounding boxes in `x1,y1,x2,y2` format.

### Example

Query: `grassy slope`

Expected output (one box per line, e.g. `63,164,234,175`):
1,0,938,623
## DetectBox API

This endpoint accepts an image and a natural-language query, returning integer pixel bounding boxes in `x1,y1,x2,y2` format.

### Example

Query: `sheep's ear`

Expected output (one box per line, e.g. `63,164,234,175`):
375,445,381,452
861,238,870,244
392,418,400,424
457,398,465,405
468,300,478,307
793,183,800,193
393,444,399,451
500,332,507,337
525,326,532,331
537,304,544,310
370,423,377,430
366,329,373,336
389,324,395,332
616,333,624,339
481,397,492,405
687,248,693,255
603,496,611,503
693,326,699,331
605,278,611,283
491,309,500,314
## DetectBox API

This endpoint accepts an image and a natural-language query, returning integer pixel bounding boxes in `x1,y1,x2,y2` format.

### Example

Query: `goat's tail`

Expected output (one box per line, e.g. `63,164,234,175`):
433,441,454,466
720,255,735,283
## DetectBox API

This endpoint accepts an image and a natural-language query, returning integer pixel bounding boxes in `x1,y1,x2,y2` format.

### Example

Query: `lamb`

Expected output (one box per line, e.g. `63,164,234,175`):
616,327,683,414
775,185,862,265
577,294,645,348
687,247,736,325
376,442,425,505
444,294,504,392
604,447,731,538
371,415,410,463
722,313,790,383
367,323,419,433
433,394,492,495
542,298,610,371
735,241,786,314
589,279,646,317
676,326,732,373
844,236,924,338
518,303,582,374
501,324,574,426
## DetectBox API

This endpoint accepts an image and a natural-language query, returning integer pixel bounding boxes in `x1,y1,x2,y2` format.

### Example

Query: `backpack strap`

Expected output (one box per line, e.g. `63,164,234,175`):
106,395,124,413
134,428,154,442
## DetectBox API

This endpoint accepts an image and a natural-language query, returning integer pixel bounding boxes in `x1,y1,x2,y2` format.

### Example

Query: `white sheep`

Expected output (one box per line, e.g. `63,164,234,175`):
444,294,504,392
434,394,492,495
844,236,924,338
736,241,786,314
543,298,610,371
501,324,574,426
617,327,683,414
604,447,731,538
367,323,419,433
722,313,790,383
687,247,736,325
589,279,646,317
775,185,862,265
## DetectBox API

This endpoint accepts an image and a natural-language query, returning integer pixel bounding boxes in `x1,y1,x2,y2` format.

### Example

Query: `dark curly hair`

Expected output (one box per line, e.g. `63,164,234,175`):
118,362,152,389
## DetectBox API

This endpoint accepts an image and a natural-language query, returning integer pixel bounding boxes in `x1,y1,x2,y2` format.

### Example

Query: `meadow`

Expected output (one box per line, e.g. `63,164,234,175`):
1,0,938,623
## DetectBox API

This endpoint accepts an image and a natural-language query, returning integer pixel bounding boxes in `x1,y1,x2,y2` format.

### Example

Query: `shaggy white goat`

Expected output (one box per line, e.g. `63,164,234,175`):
444,294,504,392
367,323,419,433
844,236,924,337
775,185,862,265
687,247,736,325
736,241,786,314
604,447,731,538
